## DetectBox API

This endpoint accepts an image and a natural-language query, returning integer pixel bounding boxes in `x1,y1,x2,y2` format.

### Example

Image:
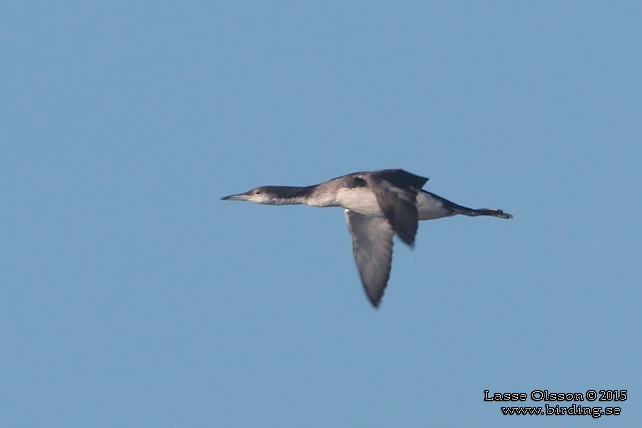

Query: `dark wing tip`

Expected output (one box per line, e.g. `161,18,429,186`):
366,290,384,308
396,227,417,247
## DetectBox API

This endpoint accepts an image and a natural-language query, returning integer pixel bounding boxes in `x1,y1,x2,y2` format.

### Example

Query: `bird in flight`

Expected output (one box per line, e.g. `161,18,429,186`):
222,169,512,307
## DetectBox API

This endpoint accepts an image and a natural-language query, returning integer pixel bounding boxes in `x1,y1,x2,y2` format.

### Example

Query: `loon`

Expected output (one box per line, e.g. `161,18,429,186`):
222,169,512,307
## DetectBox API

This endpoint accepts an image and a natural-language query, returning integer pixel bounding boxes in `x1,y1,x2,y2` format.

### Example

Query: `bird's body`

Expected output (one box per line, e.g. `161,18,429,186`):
222,169,512,307
336,187,469,220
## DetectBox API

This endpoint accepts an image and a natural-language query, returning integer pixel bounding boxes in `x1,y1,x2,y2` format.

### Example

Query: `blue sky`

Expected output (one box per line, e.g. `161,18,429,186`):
2,1,640,427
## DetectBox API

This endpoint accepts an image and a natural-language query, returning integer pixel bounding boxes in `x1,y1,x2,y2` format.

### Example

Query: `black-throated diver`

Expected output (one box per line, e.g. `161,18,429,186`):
222,169,512,307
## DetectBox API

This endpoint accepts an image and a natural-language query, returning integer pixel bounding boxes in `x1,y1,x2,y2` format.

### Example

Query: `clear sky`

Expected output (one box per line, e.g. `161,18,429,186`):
2,1,641,427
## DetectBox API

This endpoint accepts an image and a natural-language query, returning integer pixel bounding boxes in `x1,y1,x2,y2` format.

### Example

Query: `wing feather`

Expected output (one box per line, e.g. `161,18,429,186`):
345,210,395,307
366,170,427,246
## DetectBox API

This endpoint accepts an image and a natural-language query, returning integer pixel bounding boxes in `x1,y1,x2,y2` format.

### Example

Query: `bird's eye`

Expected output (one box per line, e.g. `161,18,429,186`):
254,190,261,195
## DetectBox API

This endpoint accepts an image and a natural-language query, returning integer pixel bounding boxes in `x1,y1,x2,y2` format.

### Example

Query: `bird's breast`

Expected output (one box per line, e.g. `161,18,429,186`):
335,188,383,216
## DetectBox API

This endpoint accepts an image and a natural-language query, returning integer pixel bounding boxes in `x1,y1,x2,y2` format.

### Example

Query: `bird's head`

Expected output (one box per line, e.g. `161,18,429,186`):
222,186,305,205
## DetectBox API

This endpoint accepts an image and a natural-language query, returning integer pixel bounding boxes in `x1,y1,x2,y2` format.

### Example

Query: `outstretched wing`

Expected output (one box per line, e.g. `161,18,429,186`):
366,169,428,246
345,210,395,307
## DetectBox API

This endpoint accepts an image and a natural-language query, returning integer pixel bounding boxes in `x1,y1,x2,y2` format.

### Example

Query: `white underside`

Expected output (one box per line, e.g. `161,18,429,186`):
417,192,455,220
335,188,382,215
333,188,454,220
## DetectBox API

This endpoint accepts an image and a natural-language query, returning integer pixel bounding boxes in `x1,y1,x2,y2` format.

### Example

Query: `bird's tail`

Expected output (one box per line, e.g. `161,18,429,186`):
462,207,513,219
420,191,513,219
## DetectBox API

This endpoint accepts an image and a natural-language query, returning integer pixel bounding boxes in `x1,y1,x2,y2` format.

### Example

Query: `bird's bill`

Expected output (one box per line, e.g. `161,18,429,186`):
221,193,248,201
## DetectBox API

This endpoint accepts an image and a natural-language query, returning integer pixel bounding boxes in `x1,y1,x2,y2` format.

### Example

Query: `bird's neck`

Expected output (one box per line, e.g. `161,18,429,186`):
267,184,339,207
269,186,316,205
